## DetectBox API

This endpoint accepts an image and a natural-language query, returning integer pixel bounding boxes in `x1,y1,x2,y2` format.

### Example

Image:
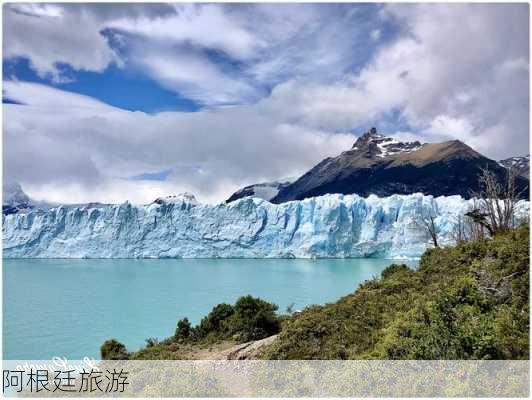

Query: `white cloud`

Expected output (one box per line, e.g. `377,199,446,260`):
3,81,353,204
4,4,380,104
2,4,529,204
3,81,115,110
130,46,259,105
3,4,121,81
107,4,260,60
261,4,529,158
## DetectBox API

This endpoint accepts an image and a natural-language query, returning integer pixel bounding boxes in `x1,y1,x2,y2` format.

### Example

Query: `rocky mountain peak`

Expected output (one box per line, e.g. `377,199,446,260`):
153,192,199,205
351,127,423,158
352,127,383,149
3,181,31,206
499,155,530,178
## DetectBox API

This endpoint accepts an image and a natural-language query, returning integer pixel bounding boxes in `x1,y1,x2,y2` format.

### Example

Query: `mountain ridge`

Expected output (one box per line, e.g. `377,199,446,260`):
270,128,529,203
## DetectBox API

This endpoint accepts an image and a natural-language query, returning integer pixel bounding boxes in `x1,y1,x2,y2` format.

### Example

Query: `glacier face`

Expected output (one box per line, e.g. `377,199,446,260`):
2,193,529,259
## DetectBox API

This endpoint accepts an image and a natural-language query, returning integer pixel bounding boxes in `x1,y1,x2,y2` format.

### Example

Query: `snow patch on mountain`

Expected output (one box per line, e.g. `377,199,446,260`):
226,179,294,203
499,155,529,177
351,127,424,158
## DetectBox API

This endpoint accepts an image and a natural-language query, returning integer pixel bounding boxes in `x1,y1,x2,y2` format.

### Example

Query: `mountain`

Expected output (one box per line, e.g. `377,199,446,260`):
271,128,529,203
499,155,530,178
2,181,56,214
226,179,293,203
5,193,528,259
2,182,33,214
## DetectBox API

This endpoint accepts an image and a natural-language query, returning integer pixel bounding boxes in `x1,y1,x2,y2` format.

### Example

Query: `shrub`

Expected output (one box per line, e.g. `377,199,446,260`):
229,295,280,341
170,296,282,344
197,303,234,337
175,317,191,339
264,225,529,360
380,264,411,280
100,339,129,360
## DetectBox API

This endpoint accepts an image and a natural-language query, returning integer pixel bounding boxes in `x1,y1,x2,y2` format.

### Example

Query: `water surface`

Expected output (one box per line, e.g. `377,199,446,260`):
3,258,417,359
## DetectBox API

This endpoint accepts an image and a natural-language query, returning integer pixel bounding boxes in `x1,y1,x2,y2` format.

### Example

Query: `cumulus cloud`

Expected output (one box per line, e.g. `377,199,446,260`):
3,4,121,81
107,4,260,60
2,4,529,204
262,4,529,158
3,81,353,204
4,3,381,105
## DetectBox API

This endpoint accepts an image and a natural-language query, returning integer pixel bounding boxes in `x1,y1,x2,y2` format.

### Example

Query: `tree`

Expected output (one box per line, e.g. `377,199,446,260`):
417,208,439,248
197,303,234,337
453,201,489,244
467,167,527,235
230,295,280,341
175,317,191,339
100,339,129,360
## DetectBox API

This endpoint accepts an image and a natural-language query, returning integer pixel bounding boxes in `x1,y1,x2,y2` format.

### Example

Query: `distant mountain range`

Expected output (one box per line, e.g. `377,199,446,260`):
499,155,530,178
3,129,530,211
228,128,530,203
2,181,55,215
2,182,33,214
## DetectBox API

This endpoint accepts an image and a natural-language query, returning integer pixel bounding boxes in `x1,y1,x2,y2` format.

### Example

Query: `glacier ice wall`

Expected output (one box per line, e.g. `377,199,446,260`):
2,193,529,259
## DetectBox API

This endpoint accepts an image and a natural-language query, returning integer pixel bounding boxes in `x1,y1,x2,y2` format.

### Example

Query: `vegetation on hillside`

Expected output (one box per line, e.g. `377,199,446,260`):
263,224,529,359
101,295,283,360
102,224,529,360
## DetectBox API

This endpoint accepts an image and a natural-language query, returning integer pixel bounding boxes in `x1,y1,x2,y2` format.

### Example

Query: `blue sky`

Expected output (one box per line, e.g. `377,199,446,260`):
2,3,529,203
3,3,394,112
3,58,200,112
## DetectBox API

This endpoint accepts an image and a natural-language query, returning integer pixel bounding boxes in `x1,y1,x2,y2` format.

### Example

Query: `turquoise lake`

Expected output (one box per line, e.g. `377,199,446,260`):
3,258,417,360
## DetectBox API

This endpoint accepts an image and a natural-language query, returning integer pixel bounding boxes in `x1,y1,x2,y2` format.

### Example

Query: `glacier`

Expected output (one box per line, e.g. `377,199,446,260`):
2,193,529,259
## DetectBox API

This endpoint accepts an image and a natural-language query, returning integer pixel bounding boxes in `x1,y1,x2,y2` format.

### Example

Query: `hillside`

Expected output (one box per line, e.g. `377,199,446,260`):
110,224,529,360
263,224,529,359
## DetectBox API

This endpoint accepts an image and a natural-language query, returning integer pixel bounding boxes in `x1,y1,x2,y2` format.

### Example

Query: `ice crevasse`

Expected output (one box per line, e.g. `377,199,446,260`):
2,193,529,259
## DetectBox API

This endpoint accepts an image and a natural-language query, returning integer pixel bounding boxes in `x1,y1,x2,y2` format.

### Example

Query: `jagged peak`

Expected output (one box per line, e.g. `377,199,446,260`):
352,127,382,149
351,128,423,158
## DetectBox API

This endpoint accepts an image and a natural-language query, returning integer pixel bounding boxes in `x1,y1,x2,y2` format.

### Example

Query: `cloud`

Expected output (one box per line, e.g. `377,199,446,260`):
130,46,260,105
4,4,382,105
3,81,353,204
260,4,529,158
107,4,260,60
3,81,114,110
2,4,529,204
3,4,121,81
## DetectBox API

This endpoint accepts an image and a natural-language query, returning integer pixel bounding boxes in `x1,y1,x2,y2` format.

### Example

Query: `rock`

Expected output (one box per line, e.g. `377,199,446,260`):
222,335,278,360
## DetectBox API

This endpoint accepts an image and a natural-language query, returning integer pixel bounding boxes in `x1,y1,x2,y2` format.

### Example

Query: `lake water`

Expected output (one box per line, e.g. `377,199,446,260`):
3,258,417,360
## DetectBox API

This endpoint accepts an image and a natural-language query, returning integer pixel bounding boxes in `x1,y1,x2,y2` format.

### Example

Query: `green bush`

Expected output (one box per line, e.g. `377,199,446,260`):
229,295,280,341
175,317,191,339
106,225,528,361
264,225,529,360
380,263,412,280
197,303,234,338
100,339,129,360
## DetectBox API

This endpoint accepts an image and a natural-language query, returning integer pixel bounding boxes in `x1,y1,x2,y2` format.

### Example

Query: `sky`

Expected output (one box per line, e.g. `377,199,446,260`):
2,3,529,204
